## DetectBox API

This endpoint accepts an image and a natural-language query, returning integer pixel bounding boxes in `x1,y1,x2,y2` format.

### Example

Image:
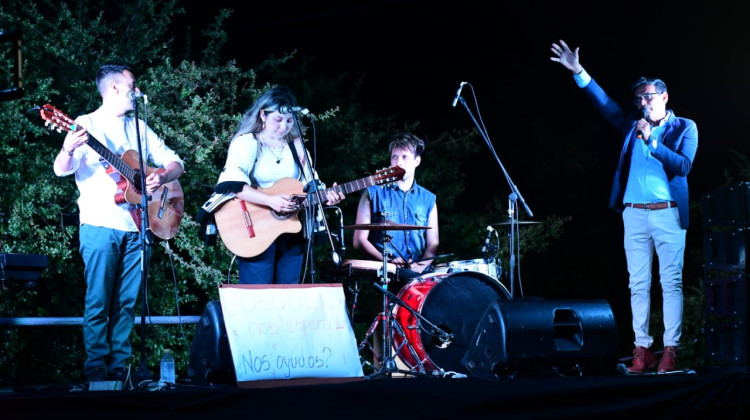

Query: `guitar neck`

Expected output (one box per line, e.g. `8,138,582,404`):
304,175,378,207
85,136,138,185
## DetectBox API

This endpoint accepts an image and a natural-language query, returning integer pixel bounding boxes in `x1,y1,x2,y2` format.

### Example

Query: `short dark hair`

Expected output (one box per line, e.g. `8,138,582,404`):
95,63,132,95
388,132,425,157
631,77,667,94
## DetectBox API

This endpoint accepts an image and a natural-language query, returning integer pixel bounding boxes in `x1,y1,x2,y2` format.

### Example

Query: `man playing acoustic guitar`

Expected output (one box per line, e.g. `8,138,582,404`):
53,63,184,385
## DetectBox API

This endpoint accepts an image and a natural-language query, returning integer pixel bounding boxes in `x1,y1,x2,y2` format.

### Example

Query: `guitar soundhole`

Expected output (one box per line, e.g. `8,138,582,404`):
132,172,143,192
271,210,295,220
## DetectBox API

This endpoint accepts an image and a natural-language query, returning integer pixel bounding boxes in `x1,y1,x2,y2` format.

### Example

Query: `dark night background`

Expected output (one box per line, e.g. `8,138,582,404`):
176,1,748,348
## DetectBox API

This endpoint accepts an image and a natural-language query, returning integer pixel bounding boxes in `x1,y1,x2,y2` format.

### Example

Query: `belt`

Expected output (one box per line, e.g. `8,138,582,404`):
625,201,677,210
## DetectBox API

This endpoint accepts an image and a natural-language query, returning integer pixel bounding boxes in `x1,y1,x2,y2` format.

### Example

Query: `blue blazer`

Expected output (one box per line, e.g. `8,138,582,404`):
581,78,698,229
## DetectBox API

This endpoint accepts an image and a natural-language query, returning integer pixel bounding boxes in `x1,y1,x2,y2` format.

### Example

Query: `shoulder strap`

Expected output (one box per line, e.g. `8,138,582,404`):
248,137,261,187
288,139,306,180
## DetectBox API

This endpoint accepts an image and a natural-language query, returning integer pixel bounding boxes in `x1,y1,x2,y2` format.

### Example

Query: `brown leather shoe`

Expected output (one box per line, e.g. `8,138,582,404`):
657,346,678,373
627,346,657,374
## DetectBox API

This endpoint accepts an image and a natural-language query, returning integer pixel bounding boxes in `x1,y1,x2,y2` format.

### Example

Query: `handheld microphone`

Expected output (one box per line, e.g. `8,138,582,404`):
127,91,145,100
636,108,648,140
451,82,467,107
481,225,494,254
279,104,310,115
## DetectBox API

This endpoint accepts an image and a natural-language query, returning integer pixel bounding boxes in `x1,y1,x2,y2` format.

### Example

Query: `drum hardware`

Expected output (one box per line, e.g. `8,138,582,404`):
357,282,450,378
488,210,540,298
376,282,453,348
357,237,430,378
347,278,360,327
345,223,440,379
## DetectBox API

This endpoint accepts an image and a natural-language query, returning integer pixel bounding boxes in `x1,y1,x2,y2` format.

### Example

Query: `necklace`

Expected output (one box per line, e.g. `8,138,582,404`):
259,134,286,164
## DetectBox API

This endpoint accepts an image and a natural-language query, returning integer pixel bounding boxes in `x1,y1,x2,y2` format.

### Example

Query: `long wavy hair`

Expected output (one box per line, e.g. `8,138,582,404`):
232,86,305,141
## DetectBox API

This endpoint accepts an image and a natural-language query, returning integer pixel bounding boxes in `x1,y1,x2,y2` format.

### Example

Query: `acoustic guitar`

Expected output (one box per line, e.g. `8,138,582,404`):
38,103,184,240
213,166,405,258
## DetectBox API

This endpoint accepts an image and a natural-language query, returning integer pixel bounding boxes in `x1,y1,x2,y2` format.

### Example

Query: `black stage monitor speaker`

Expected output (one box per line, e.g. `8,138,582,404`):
461,297,619,379
188,301,235,386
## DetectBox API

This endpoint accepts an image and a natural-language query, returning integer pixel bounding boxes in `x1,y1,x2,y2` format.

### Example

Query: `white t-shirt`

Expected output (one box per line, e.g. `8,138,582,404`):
54,108,184,232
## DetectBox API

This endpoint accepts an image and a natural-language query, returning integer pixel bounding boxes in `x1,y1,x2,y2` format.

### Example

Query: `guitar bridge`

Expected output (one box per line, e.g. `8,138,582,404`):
239,201,256,238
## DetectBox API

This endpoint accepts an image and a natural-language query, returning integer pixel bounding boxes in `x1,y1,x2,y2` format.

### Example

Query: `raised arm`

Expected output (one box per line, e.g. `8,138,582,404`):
550,39,584,74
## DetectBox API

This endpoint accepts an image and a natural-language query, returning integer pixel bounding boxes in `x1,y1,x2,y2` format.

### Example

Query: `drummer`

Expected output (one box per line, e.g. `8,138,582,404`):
352,132,440,286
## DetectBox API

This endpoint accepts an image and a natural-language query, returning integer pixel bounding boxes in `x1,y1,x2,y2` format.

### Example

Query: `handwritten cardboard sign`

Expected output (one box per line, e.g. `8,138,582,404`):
218,284,364,382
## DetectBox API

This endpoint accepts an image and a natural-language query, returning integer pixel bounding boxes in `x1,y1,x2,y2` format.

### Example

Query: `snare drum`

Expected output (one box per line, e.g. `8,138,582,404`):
447,258,501,280
391,271,510,375
340,259,398,277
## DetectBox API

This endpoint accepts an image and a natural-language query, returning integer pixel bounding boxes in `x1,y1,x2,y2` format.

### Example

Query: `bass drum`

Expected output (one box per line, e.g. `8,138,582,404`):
391,271,510,375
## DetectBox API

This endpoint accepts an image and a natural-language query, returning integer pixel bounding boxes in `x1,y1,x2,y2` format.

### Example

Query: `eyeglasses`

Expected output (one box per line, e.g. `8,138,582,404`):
634,92,663,102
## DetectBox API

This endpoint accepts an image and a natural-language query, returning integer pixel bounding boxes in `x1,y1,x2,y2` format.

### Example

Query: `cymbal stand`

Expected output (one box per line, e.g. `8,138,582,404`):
359,285,438,378
357,233,394,373
456,88,534,300
358,233,443,379
359,232,452,379
373,282,454,376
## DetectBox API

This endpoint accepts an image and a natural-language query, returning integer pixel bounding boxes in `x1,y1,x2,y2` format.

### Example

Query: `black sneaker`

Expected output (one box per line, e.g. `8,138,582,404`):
86,366,107,382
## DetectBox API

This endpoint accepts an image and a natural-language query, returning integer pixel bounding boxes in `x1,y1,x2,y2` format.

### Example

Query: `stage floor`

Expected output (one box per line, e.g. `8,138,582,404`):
3,368,749,419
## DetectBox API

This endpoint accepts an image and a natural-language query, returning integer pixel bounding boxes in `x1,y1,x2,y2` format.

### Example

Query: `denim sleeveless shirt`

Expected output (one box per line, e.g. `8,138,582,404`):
367,181,436,262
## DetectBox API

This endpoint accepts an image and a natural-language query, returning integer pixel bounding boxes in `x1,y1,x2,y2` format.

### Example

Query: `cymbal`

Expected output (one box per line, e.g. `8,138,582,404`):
343,220,431,231
491,220,541,226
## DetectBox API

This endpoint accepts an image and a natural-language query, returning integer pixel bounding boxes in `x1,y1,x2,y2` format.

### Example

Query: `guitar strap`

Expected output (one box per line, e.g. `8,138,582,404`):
247,139,261,188
287,138,306,179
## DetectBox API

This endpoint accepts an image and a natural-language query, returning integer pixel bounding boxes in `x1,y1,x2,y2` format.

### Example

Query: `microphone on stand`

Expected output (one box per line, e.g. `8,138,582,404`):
127,91,145,100
279,104,310,115
451,82,467,107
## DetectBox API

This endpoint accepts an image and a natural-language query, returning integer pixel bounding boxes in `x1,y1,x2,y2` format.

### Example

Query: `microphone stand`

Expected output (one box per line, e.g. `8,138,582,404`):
457,95,533,299
292,113,340,284
132,96,154,380
507,192,518,299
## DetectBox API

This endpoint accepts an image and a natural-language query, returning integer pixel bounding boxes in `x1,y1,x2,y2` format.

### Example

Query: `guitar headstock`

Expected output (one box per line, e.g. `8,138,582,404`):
38,103,78,134
373,166,406,186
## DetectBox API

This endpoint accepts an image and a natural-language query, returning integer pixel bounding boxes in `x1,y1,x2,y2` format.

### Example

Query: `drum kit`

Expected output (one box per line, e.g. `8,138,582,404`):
338,220,513,378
